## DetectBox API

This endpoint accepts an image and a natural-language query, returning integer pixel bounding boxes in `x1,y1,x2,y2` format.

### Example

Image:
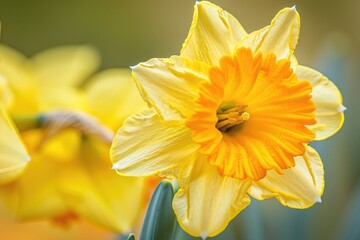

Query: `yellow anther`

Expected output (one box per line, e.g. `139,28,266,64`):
241,112,250,121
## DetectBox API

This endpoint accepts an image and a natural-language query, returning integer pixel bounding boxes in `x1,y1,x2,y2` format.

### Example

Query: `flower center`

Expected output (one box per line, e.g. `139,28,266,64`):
216,104,250,132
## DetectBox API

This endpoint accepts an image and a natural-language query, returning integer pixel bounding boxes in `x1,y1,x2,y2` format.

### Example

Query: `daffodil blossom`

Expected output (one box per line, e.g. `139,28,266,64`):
0,45,147,233
111,1,344,238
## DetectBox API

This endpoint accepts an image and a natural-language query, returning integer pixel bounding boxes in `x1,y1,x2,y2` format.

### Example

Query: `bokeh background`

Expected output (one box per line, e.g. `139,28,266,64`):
0,0,359,239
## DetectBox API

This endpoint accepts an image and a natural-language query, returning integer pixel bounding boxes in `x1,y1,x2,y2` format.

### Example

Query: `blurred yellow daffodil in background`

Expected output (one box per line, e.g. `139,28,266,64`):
0,44,148,236
111,1,344,238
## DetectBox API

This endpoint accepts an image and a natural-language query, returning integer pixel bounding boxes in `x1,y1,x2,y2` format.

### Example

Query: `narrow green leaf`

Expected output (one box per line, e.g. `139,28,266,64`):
139,180,176,240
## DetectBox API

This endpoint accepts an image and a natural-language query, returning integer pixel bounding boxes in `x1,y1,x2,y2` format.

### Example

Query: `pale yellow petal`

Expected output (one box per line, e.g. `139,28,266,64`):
90,173,145,233
16,128,81,219
173,158,251,238
60,165,145,233
0,45,38,114
0,45,97,114
0,45,27,82
16,155,69,219
132,56,209,122
85,68,147,130
38,87,88,112
31,45,100,88
249,146,324,208
111,110,198,178
180,1,247,65
40,130,83,162
0,75,13,107
0,104,30,184
0,44,26,63
238,7,300,60
296,65,344,140
73,139,145,233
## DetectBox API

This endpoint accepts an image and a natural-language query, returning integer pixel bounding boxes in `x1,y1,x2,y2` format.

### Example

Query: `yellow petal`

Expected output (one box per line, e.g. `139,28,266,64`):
16,154,69,219
74,139,145,233
238,7,300,60
180,1,247,65
248,146,324,208
89,175,145,233
0,104,30,184
38,87,88,112
0,44,26,64
0,75,14,107
0,45,38,114
0,45,27,83
111,110,198,178
173,158,251,238
85,68,147,130
40,130,83,162
60,164,145,233
30,45,99,112
132,56,209,122
0,45,96,114
16,133,93,221
296,65,344,140
31,45,100,88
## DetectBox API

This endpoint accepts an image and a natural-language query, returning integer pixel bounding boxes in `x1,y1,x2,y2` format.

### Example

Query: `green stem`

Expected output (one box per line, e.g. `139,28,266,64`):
11,114,45,131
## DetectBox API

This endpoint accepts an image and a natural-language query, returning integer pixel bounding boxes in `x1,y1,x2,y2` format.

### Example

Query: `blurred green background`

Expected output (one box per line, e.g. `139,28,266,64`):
0,0,358,239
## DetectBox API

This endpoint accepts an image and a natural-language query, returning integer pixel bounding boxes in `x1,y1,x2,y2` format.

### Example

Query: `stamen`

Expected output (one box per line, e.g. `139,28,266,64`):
217,112,239,121
216,104,250,132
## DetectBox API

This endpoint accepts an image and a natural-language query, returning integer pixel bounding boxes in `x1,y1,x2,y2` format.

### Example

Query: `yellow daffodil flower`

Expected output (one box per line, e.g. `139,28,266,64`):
0,45,147,233
0,75,30,184
111,1,345,238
